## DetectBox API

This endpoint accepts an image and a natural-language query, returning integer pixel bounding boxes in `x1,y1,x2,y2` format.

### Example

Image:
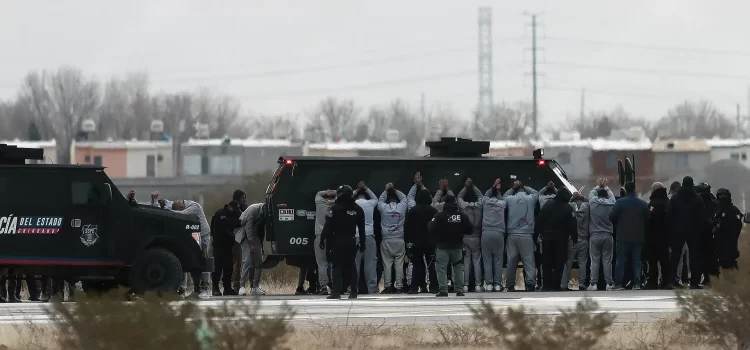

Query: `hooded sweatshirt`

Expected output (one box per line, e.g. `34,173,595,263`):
479,188,507,235
236,203,264,244
432,189,455,212
458,185,484,238
647,187,669,246
714,196,743,260
504,186,540,235
588,186,616,236
354,188,378,236
667,177,706,237
173,200,211,252
314,191,336,236
428,197,473,249
404,189,438,245
569,199,590,241
377,189,408,240
538,188,557,210
535,189,577,242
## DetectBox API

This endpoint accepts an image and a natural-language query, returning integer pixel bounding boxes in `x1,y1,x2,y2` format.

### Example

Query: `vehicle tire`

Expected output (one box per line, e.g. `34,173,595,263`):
128,248,183,293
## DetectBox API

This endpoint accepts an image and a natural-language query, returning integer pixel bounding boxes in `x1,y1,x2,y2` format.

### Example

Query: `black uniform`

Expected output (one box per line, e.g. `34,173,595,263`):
404,188,439,293
666,177,706,289
714,189,743,270
321,186,366,299
535,188,576,291
211,204,241,294
645,187,670,288
697,188,719,283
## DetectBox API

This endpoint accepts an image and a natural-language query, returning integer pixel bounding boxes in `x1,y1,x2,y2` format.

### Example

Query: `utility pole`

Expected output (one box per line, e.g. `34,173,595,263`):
478,7,494,123
524,12,543,138
580,88,586,119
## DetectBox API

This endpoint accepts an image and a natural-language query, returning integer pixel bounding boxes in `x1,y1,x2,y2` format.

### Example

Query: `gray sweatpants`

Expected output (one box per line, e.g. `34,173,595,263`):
355,235,378,293
675,243,689,282
314,235,332,288
239,237,263,288
506,234,536,289
562,240,589,288
381,239,405,289
589,234,614,285
436,247,464,293
481,233,505,286
181,272,210,292
463,236,482,287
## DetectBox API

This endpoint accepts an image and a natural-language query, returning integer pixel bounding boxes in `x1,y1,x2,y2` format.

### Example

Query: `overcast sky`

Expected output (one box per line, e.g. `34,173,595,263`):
1,0,749,124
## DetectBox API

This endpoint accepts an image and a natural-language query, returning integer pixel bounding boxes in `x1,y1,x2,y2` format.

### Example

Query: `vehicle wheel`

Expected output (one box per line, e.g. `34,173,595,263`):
129,248,183,293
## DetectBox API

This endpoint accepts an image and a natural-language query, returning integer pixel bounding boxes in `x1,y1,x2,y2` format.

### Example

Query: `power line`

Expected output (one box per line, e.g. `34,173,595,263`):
544,36,750,58
544,61,750,81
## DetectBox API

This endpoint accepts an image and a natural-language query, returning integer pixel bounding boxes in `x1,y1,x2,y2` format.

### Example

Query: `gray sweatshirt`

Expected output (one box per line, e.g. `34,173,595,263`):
432,189,455,211
314,191,335,236
538,191,556,210
479,188,506,235
377,190,408,240
458,186,484,237
504,186,540,235
173,200,211,252
355,188,378,236
588,186,616,236
569,200,591,241
236,203,263,244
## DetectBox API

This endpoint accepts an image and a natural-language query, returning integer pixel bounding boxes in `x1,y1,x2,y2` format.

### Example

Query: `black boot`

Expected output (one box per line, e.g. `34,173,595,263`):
223,284,238,296
212,285,222,297
329,267,343,299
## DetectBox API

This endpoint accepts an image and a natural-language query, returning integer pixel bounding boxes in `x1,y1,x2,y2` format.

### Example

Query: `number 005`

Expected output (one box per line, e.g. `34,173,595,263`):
289,237,309,245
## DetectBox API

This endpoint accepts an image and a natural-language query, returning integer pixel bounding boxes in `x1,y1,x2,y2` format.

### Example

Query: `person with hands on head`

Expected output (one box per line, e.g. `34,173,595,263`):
432,179,455,211
479,178,507,292
404,184,439,294
377,182,408,293
313,188,337,294
539,181,558,209
586,178,617,291
563,190,591,291
504,180,540,292
429,194,472,297
407,172,426,209
457,177,484,292
353,181,379,294
321,185,366,299
535,187,577,291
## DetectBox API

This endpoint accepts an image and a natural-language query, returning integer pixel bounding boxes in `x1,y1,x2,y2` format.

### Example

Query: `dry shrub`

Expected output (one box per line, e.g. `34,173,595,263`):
675,245,750,350
8,288,294,350
306,308,391,350
608,319,708,350
433,322,495,347
471,297,615,350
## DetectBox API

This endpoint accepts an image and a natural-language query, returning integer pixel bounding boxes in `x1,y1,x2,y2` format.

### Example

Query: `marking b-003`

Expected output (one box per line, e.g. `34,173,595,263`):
289,237,309,245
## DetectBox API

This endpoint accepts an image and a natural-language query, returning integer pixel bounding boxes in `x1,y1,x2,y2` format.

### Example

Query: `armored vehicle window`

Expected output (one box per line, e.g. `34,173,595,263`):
72,181,103,205
296,167,338,193
0,172,67,204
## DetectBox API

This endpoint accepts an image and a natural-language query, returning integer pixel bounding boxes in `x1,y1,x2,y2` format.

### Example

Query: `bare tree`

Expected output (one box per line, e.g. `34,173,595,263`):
313,97,359,140
474,101,533,140
365,106,390,141
192,88,246,138
656,100,734,139
17,67,100,164
564,106,654,139
426,103,464,140
387,99,424,151
248,114,299,140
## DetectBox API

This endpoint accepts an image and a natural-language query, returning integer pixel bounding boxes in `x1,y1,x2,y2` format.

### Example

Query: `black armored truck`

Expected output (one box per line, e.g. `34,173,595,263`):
261,137,581,268
0,144,212,293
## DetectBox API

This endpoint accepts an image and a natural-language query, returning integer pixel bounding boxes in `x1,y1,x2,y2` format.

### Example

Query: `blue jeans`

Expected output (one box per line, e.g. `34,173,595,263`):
615,242,643,287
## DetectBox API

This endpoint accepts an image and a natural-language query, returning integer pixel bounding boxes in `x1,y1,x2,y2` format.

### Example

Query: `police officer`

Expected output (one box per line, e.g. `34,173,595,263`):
696,183,719,285
429,194,473,297
321,185,366,299
713,188,743,271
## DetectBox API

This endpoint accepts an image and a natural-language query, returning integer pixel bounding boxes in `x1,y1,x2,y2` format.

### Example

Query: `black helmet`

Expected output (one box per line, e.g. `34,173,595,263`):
696,182,711,194
336,185,354,199
716,188,731,200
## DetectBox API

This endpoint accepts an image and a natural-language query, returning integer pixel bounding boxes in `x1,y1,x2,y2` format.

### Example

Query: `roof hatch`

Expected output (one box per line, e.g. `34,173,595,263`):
424,137,490,157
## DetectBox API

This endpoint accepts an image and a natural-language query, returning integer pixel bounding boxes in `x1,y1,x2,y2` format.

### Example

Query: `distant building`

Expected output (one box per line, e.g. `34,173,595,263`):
0,139,58,164
533,139,593,184
73,140,174,178
305,140,408,157
706,138,750,168
181,138,303,176
652,139,711,180
590,138,654,190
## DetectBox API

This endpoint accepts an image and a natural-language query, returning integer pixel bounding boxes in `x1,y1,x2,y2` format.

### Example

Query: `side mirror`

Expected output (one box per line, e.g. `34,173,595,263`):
103,183,113,204
744,213,750,224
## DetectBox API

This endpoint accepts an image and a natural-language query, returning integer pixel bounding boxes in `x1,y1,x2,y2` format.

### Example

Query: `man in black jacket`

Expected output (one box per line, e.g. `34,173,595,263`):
535,188,577,291
696,183,719,285
211,200,242,296
321,185,366,299
645,183,670,289
405,188,439,294
429,194,473,297
665,176,706,289
714,188,743,271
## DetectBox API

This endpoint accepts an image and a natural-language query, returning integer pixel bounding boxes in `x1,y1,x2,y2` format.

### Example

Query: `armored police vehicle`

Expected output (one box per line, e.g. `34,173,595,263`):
262,137,585,269
0,144,212,293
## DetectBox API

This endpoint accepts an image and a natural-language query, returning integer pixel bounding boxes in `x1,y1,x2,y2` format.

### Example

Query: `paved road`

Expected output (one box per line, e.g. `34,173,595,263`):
0,290,682,326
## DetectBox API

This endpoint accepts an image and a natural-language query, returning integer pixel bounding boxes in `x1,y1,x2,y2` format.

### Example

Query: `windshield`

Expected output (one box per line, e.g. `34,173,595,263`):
551,163,577,194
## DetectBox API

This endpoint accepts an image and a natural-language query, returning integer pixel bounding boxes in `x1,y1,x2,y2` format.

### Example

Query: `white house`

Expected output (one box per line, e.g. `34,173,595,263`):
706,138,750,168
305,140,408,157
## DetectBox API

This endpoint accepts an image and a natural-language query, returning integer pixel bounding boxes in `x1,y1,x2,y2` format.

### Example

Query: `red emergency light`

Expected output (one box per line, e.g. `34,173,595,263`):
284,159,293,166
537,159,546,166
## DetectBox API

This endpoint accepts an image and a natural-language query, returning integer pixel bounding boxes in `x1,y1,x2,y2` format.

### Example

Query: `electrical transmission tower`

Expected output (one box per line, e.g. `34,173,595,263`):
478,7,493,124
524,12,544,138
